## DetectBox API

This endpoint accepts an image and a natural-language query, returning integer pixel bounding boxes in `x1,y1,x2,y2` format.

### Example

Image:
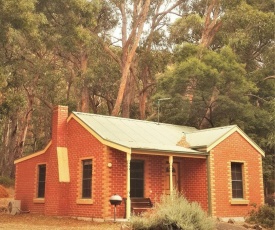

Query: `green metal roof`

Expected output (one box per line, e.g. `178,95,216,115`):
73,112,200,154
185,125,236,148
73,112,244,155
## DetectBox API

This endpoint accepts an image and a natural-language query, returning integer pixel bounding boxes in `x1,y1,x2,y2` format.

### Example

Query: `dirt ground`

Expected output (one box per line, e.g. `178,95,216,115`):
0,213,122,230
0,212,259,230
0,186,268,230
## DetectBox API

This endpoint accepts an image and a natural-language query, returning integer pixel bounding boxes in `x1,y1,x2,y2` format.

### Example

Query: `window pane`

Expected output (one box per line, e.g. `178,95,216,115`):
82,160,92,198
38,165,46,198
231,163,243,198
130,161,144,197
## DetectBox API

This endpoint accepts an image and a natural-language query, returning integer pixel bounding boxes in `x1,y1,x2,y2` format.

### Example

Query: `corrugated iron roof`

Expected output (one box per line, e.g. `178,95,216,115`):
73,112,200,154
73,112,260,155
185,125,236,148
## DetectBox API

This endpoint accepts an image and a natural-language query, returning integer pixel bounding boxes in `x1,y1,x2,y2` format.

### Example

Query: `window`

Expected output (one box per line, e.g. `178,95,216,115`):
130,160,144,197
38,164,46,198
82,159,92,198
231,162,243,199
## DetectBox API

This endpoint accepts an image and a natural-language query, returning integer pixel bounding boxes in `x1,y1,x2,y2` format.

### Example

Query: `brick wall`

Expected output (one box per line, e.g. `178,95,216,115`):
211,131,264,217
147,155,166,203
179,157,208,211
45,105,69,216
66,118,106,218
15,148,48,214
108,149,127,218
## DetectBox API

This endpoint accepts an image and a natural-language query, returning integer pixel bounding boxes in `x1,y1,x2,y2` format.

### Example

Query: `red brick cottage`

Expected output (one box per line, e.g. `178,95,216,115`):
14,105,264,220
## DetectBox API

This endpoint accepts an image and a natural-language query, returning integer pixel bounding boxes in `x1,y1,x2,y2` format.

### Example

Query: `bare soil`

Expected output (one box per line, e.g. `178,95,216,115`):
0,185,9,198
0,213,122,230
0,186,268,230
0,212,256,230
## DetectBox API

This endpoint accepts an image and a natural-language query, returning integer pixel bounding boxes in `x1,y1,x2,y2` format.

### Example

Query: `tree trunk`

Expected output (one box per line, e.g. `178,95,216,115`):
185,0,222,121
81,85,90,113
199,86,219,129
200,0,222,48
10,93,34,177
80,53,89,112
122,71,136,118
139,65,150,120
111,0,151,117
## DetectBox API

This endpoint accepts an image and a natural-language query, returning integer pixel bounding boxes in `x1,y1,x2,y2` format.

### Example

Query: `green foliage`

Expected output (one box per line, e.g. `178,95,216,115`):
130,190,215,230
154,44,255,127
220,2,275,71
247,205,275,229
0,176,14,187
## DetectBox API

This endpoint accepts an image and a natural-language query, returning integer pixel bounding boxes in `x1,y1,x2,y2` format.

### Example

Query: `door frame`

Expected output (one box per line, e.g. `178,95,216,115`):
165,161,180,194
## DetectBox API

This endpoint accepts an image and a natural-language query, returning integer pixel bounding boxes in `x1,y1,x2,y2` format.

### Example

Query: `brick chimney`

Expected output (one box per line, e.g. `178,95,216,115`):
52,105,68,147
45,105,69,216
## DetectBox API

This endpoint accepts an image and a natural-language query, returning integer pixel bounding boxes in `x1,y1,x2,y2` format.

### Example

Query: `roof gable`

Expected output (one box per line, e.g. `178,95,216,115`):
186,125,265,156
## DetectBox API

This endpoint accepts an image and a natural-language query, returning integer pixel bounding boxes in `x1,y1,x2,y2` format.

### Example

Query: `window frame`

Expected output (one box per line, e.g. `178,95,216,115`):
82,159,92,199
230,161,249,205
33,163,47,203
231,162,244,199
77,158,93,204
130,160,145,198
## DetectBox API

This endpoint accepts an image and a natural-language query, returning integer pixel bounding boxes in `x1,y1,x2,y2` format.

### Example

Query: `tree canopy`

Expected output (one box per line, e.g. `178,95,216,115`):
0,0,274,194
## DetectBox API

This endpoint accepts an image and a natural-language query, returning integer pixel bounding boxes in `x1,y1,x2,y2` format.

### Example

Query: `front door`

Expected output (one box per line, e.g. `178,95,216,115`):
165,162,179,194
130,160,144,197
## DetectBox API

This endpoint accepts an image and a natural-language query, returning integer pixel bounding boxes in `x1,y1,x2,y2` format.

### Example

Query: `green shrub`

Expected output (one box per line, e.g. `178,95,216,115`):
247,204,275,229
130,190,215,230
0,176,14,187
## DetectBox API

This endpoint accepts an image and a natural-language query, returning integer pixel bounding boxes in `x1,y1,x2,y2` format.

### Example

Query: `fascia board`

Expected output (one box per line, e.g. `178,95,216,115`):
132,149,208,158
14,141,52,164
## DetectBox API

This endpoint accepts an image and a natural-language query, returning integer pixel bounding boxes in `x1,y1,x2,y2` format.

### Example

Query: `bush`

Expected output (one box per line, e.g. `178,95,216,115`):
130,190,215,230
0,176,14,187
247,204,275,229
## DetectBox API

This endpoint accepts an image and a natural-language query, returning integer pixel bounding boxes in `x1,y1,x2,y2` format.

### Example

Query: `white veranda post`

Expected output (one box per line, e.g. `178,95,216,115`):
169,155,173,195
126,152,131,219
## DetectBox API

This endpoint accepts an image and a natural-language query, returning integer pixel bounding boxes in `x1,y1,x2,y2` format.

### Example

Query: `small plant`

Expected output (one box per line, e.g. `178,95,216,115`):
0,176,14,187
247,204,275,229
130,190,215,230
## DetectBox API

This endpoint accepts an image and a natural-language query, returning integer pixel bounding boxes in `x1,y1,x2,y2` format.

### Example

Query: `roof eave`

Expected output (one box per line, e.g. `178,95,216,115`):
132,148,208,158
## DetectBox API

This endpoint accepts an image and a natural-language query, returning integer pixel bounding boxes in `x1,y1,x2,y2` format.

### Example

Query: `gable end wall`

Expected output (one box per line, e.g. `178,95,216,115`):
211,131,264,218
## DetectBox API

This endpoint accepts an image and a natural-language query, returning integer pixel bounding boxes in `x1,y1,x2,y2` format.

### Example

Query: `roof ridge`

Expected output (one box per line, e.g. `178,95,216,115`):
73,111,195,129
188,125,237,134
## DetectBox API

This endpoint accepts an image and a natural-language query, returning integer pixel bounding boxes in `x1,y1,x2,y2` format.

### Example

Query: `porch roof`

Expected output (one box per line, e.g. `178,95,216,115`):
73,112,201,155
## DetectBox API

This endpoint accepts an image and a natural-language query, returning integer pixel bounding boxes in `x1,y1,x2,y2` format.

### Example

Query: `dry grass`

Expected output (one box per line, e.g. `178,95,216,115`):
0,186,123,229
0,213,123,230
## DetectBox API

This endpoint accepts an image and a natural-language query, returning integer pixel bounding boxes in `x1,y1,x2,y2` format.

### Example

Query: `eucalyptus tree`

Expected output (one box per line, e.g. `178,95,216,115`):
97,0,152,117
163,0,274,128
155,0,275,194
0,0,51,177
155,44,256,126
35,0,118,113
99,0,187,117
134,0,185,119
